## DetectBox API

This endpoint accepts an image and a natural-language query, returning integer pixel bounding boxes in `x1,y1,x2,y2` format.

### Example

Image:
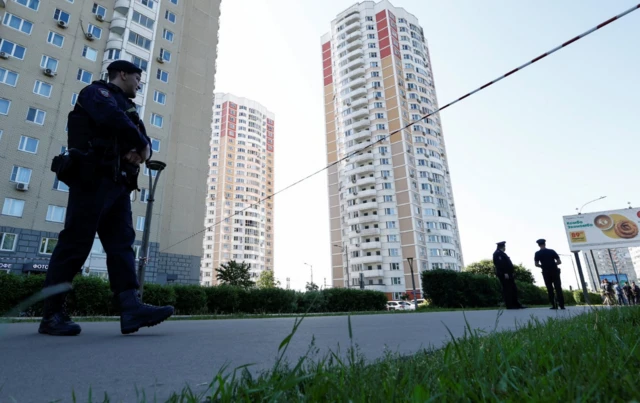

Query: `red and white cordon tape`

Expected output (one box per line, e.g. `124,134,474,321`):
419,3,640,121
158,3,640,254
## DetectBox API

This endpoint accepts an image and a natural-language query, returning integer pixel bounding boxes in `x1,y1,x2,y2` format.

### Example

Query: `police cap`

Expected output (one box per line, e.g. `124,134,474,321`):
536,239,546,245
496,241,506,247
106,60,142,74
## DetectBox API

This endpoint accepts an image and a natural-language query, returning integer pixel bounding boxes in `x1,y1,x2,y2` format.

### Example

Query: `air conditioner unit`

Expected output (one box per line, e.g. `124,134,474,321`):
95,14,105,22
16,182,28,191
57,20,67,28
156,56,164,63
0,51,9,59
85,32,94,40
43,68,56,77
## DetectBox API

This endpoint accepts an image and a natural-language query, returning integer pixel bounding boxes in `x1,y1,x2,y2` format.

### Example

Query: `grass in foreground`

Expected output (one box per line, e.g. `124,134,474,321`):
66,305,639,402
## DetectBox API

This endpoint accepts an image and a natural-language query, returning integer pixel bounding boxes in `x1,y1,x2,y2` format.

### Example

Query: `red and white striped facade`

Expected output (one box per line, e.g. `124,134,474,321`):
321,0,464,300
200,93,275,286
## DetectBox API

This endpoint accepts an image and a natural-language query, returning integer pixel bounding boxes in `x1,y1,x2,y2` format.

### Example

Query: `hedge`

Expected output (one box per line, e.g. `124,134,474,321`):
422,269,598,308
0,272,387,317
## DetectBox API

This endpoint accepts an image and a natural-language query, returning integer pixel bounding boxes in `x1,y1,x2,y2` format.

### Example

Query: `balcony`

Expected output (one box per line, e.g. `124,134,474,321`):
347,201,378,214
361,269,384,278
345,141,371,155
109,17,127,35
360,227,381,236
356,176,376,186
345,30,362,43
345,22,360,35
348,75,366,90
349,164,375,176
348,86,367,100
343,57,365,71
348,151,373,163
114,0,131,14
346,39,363,52
360,242,381,251
358,215,379,225
353,118,370,131
343,66,365,81
351,255,383,265
351,107,368,120
106,38,123,50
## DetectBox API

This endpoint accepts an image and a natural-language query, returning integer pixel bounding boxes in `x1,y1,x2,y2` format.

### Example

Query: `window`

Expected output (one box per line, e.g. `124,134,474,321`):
77,69,93,84
40,55,59,72
153,90,166,105
87,24,102,39
26,107,46,125
3,13,34,35
15,0,40,11
391,277,402,285
140,188,149,203
159,48,171,62
136,216,145,231
2,198,25,217
53,9,70,24
129,56,148,73
47,31,64,48
162,29,174,42
46,205,66,223
156,69,168,82
0,233,17,251
150,113,163,128
132,11,154,29
10,166,32,184
40,238,58,254
138,0,155,10
0,99,10,115
128,31,151,50
169,0,178,4
165,10,176,23
71,93,78,106
0,68,19,87
150,138,160,152
92,3,107,18
82,45,98,61
33,80,52,97
53,147,69,192
0,39,27,59
106,48,121,60
18,136,39,153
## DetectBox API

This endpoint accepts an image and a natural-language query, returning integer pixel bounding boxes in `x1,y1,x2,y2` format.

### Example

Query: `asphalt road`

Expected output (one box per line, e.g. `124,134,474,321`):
0,307,590,402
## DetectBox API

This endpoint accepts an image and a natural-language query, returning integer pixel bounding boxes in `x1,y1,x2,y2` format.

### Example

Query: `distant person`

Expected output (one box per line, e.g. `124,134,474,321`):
632,281,640,305
601,279,615,306
614,282,626,306
492,241,526,310
534,239,565,310
622,281,633,305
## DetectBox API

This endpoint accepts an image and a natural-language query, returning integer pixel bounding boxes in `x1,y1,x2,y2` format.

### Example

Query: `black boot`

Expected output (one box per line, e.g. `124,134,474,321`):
117,289,174,335
38,294,82,336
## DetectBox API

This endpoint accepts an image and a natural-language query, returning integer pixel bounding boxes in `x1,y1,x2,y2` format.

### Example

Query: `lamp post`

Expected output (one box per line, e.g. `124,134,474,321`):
576,195,606,214
560,254,580,290
137,160,166,300
333,243,350,288
406,257,418,310
303,262,313,285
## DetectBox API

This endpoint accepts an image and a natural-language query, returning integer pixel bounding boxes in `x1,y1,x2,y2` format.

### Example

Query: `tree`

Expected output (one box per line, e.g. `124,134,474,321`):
216,260,254,288
256,269,280,289
305,282,319,291
463,259,536,284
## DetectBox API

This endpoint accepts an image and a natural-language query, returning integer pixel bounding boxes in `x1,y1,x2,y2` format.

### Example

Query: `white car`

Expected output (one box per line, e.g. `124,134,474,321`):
386,301,416,311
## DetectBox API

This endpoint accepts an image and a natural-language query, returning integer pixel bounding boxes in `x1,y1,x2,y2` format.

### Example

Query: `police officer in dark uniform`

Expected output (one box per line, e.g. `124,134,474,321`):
534,239,565,310
40,60,174,336
493,241,525,309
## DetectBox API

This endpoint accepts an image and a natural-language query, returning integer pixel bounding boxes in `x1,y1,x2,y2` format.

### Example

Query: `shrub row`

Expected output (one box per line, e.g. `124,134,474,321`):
0,273,388,317
421,269,599,308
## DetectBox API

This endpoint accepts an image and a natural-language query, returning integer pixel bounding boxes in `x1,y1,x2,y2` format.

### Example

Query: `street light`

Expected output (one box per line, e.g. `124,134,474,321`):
303,262,313,285
137,160,167,300
332,243,350,288
576,196,606,214
406,257,418,310
559,254,580,290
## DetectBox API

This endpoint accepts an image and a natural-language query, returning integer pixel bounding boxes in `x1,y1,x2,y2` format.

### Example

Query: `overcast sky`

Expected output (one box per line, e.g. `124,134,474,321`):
212,0,640,291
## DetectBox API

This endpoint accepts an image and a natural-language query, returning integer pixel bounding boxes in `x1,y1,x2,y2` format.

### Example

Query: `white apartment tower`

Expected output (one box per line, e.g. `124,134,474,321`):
321,0,464,300
200,93,275,286
0,0,221,283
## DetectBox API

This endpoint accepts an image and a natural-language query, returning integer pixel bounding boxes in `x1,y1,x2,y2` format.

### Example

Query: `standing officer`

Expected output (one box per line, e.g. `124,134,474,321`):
534,239,565,310
40,60,174,336
493,241,525,309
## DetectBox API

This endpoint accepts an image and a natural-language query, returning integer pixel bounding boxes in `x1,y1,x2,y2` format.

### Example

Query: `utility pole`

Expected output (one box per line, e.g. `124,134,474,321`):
406,257,418,310
137,160,167,300
304,262,313,285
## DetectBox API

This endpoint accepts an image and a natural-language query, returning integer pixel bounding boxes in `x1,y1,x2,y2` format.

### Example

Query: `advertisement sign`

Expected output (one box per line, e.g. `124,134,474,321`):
563,208,640,251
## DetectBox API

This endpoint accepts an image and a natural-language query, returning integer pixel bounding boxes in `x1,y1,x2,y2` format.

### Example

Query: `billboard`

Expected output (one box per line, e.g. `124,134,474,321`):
563,207,640,252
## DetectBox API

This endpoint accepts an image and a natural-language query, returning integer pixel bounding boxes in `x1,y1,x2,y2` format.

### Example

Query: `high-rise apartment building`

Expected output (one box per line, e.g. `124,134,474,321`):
583,248,637,289
0,0,221,283
200,93,275,286
321,0,464,300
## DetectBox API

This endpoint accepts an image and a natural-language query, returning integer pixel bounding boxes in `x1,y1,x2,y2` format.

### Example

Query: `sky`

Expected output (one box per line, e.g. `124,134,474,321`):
211,0,640,292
